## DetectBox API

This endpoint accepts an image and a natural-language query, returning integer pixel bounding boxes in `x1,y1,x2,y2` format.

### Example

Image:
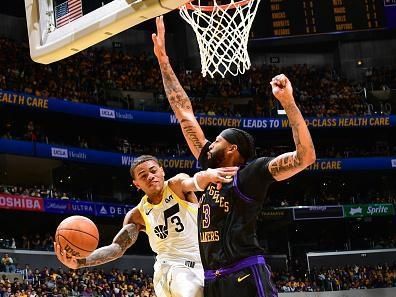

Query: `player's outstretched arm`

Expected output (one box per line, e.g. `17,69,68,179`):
169,167,238,199
268,74,316,181
152,16,207,159
55,208,143,269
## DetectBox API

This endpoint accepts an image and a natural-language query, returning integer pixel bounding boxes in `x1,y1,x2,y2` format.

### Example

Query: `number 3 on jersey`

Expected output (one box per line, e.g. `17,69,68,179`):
171,215,184,232
202,204,210,228
153,203,185,239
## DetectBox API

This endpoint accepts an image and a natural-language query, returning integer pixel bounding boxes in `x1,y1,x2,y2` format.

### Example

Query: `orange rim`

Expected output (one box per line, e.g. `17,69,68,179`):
183,0,252,11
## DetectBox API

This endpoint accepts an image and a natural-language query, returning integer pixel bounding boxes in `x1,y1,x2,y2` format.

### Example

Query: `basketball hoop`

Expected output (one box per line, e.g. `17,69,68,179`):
179,0,261,78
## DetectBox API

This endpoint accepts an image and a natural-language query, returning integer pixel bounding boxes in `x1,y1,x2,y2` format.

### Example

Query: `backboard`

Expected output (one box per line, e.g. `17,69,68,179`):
25,0,189,64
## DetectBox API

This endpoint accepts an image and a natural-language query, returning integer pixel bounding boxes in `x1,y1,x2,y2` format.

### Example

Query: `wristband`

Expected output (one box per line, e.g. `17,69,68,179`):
193,174,205,191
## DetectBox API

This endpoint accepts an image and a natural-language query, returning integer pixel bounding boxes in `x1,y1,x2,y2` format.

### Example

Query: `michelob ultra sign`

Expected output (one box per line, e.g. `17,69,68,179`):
343,204,395,218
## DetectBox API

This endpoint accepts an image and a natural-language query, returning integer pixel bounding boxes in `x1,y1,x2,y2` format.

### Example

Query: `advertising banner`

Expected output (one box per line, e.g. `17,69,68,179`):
0,193,44,212
343,204,395,218
0,194,135,217
95,203,134,217
1,90,395,130
1,139,395,172
43,199,133,217
293,206,344,220
44,199,96,215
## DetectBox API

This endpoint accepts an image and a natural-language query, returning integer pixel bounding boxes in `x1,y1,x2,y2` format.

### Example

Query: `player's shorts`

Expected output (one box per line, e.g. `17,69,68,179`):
153,258,204,297
204,255,278,297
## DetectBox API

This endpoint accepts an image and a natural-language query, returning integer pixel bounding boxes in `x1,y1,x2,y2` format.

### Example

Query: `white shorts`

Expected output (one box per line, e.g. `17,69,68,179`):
153,258,204,297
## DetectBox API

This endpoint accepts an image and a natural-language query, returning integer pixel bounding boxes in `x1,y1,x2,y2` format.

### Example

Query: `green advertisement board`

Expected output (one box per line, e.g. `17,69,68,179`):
343,204,395,218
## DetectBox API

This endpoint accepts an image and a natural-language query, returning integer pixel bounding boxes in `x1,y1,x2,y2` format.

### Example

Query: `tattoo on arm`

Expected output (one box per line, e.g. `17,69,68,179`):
159,62,206,158
160,63,192,114
78,223,139,268
269,103,315,180
181,119,204,151
268,152,301,177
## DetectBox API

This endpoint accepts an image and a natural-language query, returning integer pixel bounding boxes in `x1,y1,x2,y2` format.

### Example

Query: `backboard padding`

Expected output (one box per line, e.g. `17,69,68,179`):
25,0,190,64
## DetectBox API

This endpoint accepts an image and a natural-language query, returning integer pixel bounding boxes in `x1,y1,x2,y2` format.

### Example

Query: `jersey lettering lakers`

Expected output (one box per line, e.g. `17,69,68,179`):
137,182,201,263
198,142,275,270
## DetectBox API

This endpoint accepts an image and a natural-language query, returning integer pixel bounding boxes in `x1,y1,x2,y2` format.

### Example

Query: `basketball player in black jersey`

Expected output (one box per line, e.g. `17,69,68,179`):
153,16,316,297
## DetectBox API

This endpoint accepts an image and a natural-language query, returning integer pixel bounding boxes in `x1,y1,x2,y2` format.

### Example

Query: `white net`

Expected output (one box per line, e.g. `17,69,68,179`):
179,0,261,78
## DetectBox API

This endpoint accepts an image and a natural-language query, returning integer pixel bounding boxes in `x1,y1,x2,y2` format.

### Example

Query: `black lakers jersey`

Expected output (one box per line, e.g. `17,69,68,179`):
198,142,275,270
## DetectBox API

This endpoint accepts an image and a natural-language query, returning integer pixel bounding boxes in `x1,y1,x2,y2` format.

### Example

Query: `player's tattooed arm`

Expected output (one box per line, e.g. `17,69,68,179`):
268,74,316,181
152,16,207,159
76,223,139,268
55,209,143,270
159,55,207,158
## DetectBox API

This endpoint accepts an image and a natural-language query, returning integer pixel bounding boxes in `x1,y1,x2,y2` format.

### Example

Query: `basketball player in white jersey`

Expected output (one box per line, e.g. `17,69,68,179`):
55,155,238,297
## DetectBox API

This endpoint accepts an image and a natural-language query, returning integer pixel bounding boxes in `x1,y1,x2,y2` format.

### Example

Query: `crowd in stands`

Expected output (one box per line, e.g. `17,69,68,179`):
0,233,54,252
1,261,396,295
275,264,396,292
2,37,392,118
365,66,396,90
0,185,73,201
0,265,155,297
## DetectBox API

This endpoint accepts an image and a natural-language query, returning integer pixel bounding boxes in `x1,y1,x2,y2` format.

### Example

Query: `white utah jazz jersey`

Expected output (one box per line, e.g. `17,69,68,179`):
137,182,201,263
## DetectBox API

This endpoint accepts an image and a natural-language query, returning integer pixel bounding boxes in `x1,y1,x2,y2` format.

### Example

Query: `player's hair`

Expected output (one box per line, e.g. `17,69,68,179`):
130,155,160,180
219,128,256,162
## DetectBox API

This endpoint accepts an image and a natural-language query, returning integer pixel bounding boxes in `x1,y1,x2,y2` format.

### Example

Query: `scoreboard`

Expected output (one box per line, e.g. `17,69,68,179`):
252,0,387,39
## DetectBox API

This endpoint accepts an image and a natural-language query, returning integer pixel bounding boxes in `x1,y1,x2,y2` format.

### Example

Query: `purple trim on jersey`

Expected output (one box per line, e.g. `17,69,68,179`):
233,174,255,203
252,265,265,297
264,264,278,295
204,255,266,280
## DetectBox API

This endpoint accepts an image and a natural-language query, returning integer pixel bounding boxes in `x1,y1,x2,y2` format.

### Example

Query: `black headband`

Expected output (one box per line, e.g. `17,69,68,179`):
219,128,255,161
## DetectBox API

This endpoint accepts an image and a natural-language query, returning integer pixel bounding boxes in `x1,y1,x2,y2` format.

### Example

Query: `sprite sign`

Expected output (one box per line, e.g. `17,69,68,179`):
343,204,395,218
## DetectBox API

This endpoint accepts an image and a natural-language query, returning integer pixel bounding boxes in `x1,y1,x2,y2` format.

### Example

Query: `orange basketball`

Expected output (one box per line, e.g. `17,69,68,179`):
55,216,99,258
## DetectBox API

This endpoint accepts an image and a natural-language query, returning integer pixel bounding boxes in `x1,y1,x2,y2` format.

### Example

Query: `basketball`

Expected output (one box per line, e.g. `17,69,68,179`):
55,216,99,258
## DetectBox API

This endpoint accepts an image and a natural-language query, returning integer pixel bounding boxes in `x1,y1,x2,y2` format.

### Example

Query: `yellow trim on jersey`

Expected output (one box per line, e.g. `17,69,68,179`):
167,185,198,215
144,183,167,209
137,196,152,234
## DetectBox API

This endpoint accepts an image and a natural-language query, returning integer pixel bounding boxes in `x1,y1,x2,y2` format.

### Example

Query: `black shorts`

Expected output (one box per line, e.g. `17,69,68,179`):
204,255,278,297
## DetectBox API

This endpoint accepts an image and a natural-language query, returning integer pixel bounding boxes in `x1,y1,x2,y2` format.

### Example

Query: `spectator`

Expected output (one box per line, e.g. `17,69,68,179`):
30,235,41,251
40,234,54,251
60,193,69,200
0,37,377,118
1,254,16,273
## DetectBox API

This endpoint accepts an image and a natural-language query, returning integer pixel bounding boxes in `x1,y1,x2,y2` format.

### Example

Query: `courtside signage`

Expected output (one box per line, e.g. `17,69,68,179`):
1,90,396,129
0,193,44,212
99,108,116,119
343,204,395,218
51,147,69,158
293,206,344,220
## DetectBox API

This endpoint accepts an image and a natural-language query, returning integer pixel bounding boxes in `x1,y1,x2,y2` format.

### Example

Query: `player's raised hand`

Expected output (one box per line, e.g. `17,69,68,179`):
54,242,80,270
152,16,169,64
270,74,294,106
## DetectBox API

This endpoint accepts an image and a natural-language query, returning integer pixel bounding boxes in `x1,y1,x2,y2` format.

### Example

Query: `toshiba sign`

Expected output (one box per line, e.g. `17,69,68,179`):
0,194,44,212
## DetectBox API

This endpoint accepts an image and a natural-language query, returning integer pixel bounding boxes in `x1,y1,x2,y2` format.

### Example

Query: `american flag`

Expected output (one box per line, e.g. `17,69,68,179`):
55,0,83,28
